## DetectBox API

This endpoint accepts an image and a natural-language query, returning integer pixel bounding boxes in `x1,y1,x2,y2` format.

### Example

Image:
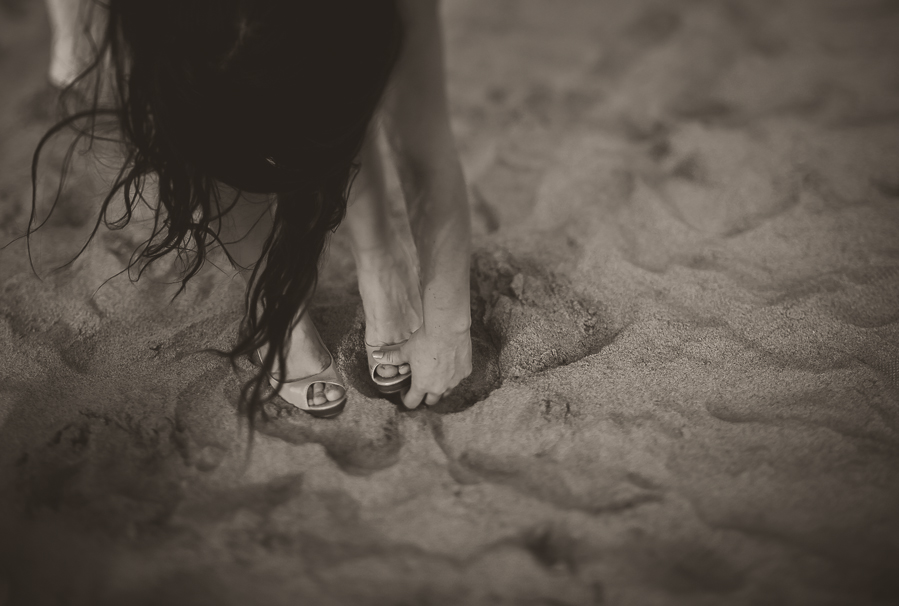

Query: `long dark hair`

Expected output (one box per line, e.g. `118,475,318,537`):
29,0,403,422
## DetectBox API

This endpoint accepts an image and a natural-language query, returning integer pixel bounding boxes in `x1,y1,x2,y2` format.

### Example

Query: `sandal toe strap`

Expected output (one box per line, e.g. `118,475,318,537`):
365,341,408,383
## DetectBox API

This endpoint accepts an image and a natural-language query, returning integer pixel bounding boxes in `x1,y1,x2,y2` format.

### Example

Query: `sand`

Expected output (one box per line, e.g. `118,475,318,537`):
1,0,899,604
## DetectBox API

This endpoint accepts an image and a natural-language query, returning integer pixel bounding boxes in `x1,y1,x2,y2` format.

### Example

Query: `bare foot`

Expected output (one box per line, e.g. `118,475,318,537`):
356,240,423,379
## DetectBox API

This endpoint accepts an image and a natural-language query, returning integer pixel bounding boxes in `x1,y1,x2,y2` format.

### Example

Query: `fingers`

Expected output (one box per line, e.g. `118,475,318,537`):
402,386,427,409
401,386,455,409
371,347,407,366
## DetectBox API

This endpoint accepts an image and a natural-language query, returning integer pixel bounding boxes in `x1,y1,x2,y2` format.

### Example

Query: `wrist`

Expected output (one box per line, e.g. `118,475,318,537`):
422,303,471,336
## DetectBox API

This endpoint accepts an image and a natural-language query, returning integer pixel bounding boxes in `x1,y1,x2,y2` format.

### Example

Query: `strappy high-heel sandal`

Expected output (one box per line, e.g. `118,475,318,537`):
365,341,411,395
261,331,348,418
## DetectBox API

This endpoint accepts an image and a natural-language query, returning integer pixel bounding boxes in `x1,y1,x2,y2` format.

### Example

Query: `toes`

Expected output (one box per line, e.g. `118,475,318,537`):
302,383,344,407
398,363,411,375
324,384,345,402
309,382,327,406
376,364,399,378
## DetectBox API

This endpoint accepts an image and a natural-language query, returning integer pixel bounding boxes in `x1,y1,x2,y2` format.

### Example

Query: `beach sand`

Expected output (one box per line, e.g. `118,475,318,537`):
1,1,898,604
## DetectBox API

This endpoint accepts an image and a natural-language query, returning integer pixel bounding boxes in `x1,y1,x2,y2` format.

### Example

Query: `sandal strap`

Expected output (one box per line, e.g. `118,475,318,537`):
266,354,347,412
259,342,348,412
365,341,408,385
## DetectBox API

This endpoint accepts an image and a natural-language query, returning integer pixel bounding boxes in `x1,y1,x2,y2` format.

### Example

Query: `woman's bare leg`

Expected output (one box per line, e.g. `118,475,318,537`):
216,188,344,407
45,0,105,87
344,129,423,379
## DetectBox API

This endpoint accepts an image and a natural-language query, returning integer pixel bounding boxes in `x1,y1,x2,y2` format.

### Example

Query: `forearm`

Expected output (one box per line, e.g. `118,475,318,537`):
404,161,471,332
386,0,471,332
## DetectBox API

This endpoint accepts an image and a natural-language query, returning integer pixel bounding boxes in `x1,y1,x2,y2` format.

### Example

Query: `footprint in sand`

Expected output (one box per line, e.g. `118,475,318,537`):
473,247,615,379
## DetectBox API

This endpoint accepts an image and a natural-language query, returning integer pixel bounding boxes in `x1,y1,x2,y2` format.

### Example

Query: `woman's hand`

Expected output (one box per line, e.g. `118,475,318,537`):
373,315,472,408
373,0,472,409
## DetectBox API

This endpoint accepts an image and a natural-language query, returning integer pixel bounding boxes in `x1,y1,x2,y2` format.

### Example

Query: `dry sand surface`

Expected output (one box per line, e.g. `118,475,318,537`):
2,0,899,604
